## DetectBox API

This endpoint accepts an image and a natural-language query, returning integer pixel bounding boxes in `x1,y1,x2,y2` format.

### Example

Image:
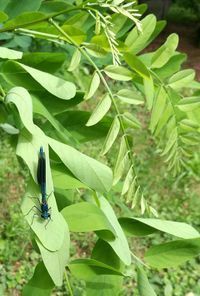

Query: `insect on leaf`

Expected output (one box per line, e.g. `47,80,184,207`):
101,116,120,155
86,93,112,126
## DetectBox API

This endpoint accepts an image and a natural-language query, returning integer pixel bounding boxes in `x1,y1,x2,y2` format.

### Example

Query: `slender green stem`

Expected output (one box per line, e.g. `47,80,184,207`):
49,18,139,185
64,269,74,296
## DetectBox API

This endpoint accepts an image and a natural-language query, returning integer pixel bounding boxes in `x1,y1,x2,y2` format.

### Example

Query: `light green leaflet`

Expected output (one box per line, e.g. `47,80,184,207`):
125,14,157,54
104,65,133,81
143,76,154,110
16,62,76,100
0,46,22,59
36,220,70,286
150,86,167,133
151,33,179,68
137,266,157,296
168,69,195,89
116,89,144,105
48,137,113,192
86,93,112,126
177,97,200,112
84,71,100,100
101,116,120,155
124,53,150,79
68,48,81,71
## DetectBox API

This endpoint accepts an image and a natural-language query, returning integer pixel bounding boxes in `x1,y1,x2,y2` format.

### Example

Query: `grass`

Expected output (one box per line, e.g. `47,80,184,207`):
1,102,200,295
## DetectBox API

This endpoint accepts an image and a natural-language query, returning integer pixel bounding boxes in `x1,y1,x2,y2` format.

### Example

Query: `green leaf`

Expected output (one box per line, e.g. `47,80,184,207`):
104,65,133,81
101,116,120,155
0,12,46,32
5,0,42,18
150,87,167,133
168,69,195,89
143,76,154,110
145,238,200,269
85,43,107,58
22,262,54,296
32,95,76,145
151,33,179,68
0,11,8,23
116,89,144,105
122,112,141,129
0,46,22,59
39,1,72,15
52,163,87,190
121,166,133,196
21,52,66,73
145,20,166,47
48,137,113,192
86,239,123,295
0,123,19,134
36,221,70,286
5,87,35,134
86,93,112,127
68,48,81,72
17,62,76,100
62,25,86,44
61,202,115,237
177,97,200,112
125,14,157,54
113,136,127,185
98,196,131,265
84,72,100,100
69,258,124,280
154,53,187,80
119,217,199,239
124,53,150,79
137,266,157,296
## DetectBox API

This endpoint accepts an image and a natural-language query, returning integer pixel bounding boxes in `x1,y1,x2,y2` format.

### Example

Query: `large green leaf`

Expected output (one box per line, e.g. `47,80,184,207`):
119,217,199,239
32,95,76,145
69,258,124,280
116,89,144,105
0,46,22,59
5,87,35,134
98,196,131,265
52,163,87,190
48,137,113,192
36,221,70,286
21,52,66,73
145,238,200,268
0,12,46,32
125,14,156,54
124,53,150,79
22,262,54,296
86,239,123,295
86,93,112,127
17,62,76,100
5,0,42,18
137,266,157,296
151,33,179,68
61,202,115,237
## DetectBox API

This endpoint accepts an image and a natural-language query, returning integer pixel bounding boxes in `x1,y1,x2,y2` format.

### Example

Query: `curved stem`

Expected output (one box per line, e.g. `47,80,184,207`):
49,18,140,188
64,269,74,296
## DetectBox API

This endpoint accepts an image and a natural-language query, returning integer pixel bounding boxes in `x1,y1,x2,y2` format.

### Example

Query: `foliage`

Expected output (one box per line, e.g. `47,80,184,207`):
0,0,200,295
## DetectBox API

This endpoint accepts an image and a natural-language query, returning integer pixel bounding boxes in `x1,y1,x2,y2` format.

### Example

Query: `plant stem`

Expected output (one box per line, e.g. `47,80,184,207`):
64,269,74,296
49,18,139,187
